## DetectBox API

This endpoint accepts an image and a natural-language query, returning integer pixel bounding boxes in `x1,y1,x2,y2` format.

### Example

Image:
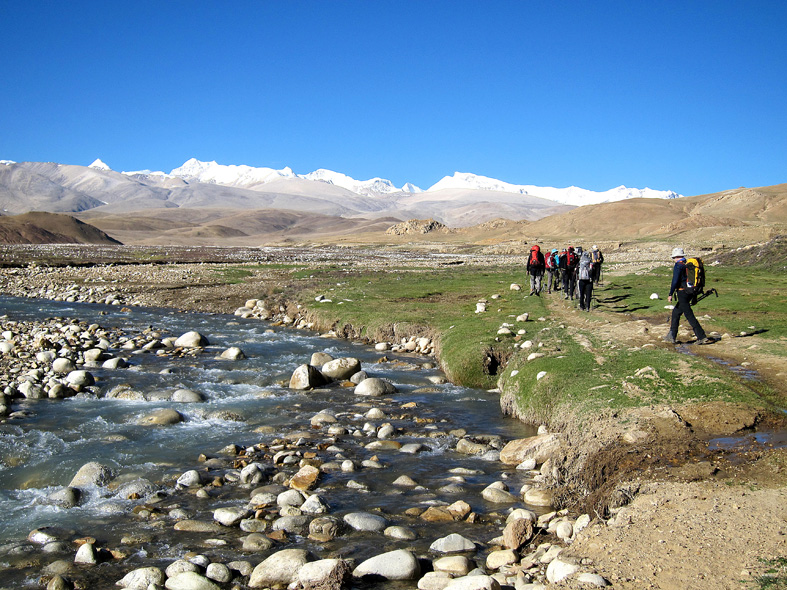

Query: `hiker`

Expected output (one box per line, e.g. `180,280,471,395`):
560,246,578,300
545,248,560,294
591,245,604,285
578,250,594,311
526,244,546,295
665,247,713,345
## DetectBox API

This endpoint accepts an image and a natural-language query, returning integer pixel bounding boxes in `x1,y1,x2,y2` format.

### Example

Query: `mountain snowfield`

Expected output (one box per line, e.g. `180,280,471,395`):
113,158,682,206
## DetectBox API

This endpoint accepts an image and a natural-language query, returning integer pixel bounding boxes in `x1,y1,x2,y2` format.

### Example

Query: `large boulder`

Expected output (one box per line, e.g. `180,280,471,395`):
353,549,421,580
354,377,397,397
499,433,562,465
289,364,330,390
174,331,209,348
320,358,361,381
298,558,352,590
249,548,311,588
116,566,166,589
68,462,114,488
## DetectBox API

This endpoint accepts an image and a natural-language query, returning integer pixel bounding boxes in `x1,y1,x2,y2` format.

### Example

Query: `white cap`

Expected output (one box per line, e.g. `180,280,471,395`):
592,245,599,251
671,247,685,258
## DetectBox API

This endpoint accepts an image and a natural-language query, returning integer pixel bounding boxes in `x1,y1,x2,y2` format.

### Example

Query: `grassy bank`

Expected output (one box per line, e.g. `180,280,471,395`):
261,259,784,429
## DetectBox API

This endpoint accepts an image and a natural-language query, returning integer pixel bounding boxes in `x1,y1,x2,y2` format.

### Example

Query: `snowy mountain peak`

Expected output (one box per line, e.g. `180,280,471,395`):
89,158,111,171
427,171,682,206
170,159,295,187
302,168,421,196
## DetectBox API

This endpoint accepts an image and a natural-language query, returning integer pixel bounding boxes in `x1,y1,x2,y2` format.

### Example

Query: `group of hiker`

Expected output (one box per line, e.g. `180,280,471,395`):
525,244,604,311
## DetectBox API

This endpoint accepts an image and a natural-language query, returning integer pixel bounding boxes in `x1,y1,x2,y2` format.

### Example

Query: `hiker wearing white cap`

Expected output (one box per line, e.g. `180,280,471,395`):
664,247,713,345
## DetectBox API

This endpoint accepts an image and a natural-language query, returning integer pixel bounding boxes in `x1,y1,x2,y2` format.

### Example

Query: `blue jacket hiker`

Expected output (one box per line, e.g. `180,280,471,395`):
665,247,713,345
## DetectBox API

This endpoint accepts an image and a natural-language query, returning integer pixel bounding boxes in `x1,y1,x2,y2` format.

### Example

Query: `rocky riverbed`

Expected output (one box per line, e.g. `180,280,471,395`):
0,299,607,590
1,245,786,590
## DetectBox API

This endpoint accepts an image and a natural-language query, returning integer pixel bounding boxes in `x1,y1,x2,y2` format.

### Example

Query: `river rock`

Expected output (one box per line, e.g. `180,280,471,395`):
576,572,609,586
47,486,82,508
289,364,330,390
418,571,453,590
249,548,311,588
219,346,246,360
165,571,221,590
499,433,562,465
444,575,501,590
481,484,517,503
174,331,209,348
503,517,534,550
176,470,203,488
430,533,477,553
523,487,554,507
117,566,166,589
300,494,330,514
69,461,114,488
290,465,321,491
354,377,397,396
205,563,232,583
171,388,205,402
242,533,273,551
384,525,417,540
321,357,361,380
52,358,77,374
353,549,421,580
555,520,573,541
277,489,306,507
166,560,201,578
343,512,387,531
272,515,310,533
138,408,183,426
66,370,95,388
19,381,45,399
486,549,517,570
298,558,352,590
102,357,128,369
214,506,252,527
546,557,580,584
310,352,334,367
309,516,341,541
433,555,474,575
74,542,97,564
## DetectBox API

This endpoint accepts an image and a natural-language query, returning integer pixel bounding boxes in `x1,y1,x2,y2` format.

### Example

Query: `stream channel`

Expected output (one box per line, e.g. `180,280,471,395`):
0,295,538,588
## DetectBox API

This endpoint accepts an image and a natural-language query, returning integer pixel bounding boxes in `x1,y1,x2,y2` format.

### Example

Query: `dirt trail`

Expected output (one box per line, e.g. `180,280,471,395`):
534,288,787,589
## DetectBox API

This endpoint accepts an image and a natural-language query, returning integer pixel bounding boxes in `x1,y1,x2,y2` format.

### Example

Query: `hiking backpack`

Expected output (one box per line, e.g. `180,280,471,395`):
528,245,541,266
546,252,556,269
566,251,578,268
685,257,705,302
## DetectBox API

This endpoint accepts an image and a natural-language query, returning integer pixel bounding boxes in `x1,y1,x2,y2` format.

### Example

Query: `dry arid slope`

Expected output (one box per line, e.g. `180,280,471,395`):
3,183,785,249
0,211,122,245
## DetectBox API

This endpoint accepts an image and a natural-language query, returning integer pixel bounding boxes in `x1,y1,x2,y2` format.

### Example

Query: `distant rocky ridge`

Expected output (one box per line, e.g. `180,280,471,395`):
0,212,122,246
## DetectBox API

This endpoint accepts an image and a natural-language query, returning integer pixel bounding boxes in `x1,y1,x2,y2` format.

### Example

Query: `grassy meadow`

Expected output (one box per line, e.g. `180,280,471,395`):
245,258,786,425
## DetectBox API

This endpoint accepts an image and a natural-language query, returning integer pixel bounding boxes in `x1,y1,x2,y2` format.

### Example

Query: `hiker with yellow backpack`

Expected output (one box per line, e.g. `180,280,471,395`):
664,247,715,345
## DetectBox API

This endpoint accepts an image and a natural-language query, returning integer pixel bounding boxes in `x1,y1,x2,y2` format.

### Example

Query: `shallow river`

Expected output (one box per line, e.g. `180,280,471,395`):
0,295,537,587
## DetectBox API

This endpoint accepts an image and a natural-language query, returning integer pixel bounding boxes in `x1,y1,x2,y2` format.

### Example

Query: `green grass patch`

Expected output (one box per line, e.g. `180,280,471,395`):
290,265,547,388
210,266,254,284
498,323,766,426
598,265,787,341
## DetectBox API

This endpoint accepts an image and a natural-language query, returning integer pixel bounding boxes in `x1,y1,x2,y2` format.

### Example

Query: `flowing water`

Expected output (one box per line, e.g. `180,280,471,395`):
0,295,537,586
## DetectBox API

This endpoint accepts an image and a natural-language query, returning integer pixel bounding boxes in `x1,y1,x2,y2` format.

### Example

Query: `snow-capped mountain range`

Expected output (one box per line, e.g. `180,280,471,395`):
98,158,682,206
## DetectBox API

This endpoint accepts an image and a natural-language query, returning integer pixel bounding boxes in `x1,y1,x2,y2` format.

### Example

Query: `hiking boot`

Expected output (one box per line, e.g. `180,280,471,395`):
663,332,676,344
694,337,716,345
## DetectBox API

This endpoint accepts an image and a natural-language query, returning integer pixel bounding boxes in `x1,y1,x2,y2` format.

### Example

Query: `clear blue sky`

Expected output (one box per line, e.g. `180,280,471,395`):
2,1,785,195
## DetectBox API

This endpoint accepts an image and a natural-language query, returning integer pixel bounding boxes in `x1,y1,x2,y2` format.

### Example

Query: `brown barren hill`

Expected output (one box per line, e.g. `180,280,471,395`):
0,211,122,245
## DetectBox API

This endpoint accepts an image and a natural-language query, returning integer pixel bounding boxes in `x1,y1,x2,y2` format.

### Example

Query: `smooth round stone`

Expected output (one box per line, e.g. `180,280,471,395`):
248,548,311,588
138,408,183,426
214,507,252,527
52,358,77,374
343,512,387,532
242,533,274,551
68,462,114,488
166,560,201,578
171,388,205,402
353,549,421,580
298,559,352,590
429,533,477,554
354,377,397,396
66,370,94,387
165,571,221,590
174,331,209,348
177,470,202,487
117,567,166,589
321,357,361,380
300,494,329,514
433,555,474,575
524,487,554,507
444,575,501,590
546,558,581,584
384,526,417,540
485,549,518,570
205,563,232,583
173,521,224,533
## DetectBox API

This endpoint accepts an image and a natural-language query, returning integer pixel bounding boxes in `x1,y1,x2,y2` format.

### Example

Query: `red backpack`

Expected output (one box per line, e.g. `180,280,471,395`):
528,245,541,266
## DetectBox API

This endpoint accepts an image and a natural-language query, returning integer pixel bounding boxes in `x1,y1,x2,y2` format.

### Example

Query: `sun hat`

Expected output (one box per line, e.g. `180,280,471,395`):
592,245,599,251
671,247,685,258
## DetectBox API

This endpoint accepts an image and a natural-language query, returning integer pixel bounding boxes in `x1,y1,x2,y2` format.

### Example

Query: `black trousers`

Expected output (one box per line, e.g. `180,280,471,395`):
670,290,706,340
578,279,593,310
